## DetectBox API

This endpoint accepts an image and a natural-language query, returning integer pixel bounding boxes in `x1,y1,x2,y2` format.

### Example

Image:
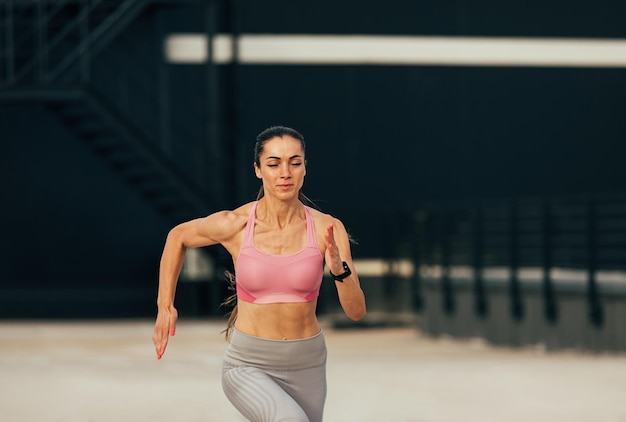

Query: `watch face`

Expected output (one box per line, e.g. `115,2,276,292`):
330,262,351,280
333,262,351,280
342,262,351,274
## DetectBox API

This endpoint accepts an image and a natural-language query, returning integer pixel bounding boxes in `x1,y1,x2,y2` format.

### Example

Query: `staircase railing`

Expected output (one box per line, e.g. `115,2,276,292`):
0,0,223,213
0,0,149,87
1,0,231,316
412,193,626,330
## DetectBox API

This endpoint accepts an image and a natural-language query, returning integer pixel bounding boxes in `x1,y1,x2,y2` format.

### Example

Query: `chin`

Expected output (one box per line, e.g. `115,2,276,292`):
275,191,299,201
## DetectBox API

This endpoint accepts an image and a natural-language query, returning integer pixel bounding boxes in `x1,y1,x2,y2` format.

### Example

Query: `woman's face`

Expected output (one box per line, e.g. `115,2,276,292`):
254,135,306,200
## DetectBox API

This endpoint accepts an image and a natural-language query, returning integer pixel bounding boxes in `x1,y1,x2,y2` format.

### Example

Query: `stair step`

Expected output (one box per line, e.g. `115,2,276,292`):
41,92,213,224
124,174,157,187
3,51,36,60
12,37,36,51
142,193,180,208
108,158,145,174
47,19,79,32
121,165,155,179
84,135,122,147
91,142,128,156
91,5,120,17
78,131,116,143
74,120,111,135
129,172,174,190
55,104,89,117
8,22,36,33
104,149,140,164
135,179,172,193
157,206,189,220
57,113,94,126
146,193,182,208
98,147,140,165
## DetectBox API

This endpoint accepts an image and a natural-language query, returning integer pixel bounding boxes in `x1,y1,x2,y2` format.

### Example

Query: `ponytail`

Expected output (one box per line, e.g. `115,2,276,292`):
220,271,238,341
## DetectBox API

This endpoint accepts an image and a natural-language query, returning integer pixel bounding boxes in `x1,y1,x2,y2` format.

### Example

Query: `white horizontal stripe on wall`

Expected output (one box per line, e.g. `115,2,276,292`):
165,34,626,68
350,261,626,285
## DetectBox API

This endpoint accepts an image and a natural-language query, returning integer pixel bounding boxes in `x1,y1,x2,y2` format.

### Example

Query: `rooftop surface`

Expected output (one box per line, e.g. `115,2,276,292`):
1,319,625,422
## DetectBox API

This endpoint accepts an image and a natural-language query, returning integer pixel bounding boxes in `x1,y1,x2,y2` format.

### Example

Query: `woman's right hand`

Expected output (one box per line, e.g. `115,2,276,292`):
152,306,178,360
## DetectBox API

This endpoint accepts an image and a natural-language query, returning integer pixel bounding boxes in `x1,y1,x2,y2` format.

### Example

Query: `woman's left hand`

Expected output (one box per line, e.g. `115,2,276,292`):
324,220,366,321
324,223,344,275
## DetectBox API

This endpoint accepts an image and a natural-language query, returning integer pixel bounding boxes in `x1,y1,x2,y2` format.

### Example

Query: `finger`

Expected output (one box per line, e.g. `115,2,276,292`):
153,319,170,359
169,312,178,337
154,326,169,359
153,332,168,360
325,224,335,245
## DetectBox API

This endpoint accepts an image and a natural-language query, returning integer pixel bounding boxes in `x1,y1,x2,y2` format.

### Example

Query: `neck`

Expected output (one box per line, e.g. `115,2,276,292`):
257,197,303,229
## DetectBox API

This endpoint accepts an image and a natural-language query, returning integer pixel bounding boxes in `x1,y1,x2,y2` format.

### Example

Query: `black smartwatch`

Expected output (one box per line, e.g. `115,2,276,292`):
329,261,352,282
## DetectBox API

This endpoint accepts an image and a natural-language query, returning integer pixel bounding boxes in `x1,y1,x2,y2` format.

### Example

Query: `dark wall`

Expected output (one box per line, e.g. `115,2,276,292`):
227,0,626,257
237,0,626,38
1,103,169,315
236,65,626,205
237,66,626,258
2,0,626,316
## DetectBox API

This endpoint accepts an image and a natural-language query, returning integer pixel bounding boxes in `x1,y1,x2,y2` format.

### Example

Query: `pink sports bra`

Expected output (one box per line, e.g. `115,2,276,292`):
235,202,324,304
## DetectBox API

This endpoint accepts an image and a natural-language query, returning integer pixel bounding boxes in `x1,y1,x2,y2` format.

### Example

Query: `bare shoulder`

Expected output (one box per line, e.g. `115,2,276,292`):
218,202,253,224
199,202,253,241
307,207,347,233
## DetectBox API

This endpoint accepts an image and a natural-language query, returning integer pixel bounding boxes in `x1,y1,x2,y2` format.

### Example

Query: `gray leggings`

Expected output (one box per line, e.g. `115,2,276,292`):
222,329,327,422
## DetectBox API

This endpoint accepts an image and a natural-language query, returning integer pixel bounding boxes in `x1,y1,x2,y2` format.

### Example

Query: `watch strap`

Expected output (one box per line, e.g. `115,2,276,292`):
329,261,351,282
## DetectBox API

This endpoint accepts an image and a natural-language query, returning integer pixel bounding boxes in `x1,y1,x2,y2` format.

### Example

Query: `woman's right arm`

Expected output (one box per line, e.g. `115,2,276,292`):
152,210,243,359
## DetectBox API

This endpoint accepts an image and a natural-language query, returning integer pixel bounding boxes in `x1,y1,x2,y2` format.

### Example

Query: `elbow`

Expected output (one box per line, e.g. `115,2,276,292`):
348,305,367,322
167,224,189,246
162,225,188,256
168,223,185,239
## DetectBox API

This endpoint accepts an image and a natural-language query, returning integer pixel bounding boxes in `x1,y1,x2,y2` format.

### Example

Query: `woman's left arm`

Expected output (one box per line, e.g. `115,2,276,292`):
325,218,366,321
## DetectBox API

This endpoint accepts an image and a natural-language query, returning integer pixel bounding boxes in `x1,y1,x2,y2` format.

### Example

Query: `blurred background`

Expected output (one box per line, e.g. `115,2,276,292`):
2,0,626,353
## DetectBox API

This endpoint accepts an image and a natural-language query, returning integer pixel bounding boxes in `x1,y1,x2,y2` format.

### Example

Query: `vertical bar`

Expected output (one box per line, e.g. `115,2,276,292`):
80,0,90,84
5,0,15,84
228,0,242,207
440,208,454,315
509,200,524,320
36,0,47,82
205,0,226,311
205,0,223,205
382,214,397,312
473,206,487,317
542,200,558,323
587,199,603,327
411,210,427,311
32,0,40,82
157,10,171,154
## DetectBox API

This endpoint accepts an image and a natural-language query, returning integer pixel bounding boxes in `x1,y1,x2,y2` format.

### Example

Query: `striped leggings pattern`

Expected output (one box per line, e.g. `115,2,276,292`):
222,329,327,422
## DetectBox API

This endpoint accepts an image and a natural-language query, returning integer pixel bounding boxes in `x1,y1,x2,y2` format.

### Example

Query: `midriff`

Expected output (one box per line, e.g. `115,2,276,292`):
234,300,321,340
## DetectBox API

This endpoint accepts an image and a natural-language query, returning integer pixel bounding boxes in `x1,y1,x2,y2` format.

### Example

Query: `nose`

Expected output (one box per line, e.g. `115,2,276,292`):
280,163,291,178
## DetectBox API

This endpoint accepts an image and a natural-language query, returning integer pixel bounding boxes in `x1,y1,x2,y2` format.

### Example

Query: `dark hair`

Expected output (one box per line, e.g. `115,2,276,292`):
253,125,316,206
254,125,305,166
221,126,316,341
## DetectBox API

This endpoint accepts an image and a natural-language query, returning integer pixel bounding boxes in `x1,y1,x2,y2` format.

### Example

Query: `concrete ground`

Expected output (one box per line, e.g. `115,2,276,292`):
1,319,626,422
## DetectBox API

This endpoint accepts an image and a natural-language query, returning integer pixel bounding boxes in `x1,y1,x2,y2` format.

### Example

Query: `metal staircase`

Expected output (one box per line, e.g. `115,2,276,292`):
0,0,218,224
0,0,151,86
14,87,209,223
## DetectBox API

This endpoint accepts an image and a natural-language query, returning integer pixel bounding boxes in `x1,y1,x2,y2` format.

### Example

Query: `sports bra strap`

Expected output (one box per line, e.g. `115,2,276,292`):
303,206,318,248
235,201,324,304
242,202,258,247
243,201,317,250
